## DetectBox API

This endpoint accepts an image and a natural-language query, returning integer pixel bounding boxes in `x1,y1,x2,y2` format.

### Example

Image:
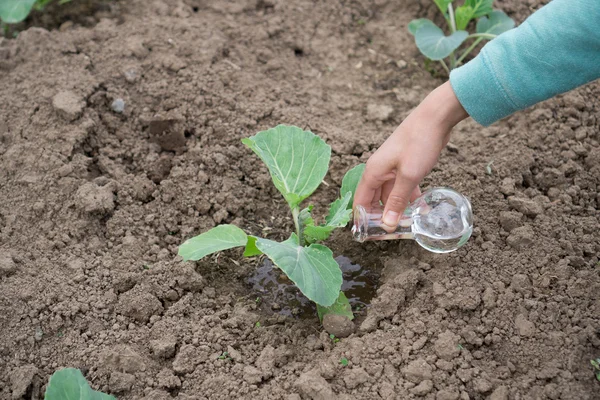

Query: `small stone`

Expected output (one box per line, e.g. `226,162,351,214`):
506,226,535,250
343,367,369,389
109,372,135,393
243,366,263,384
515,314,535,337
52,90,84,121
482,287,496,309
366,104,394,121
111,98,125,113
499,178,516,196
34,327,44,342
322,314,355,338
150,336,177,359
0,254,17,277
226,345,243,363
508,197,543,217
411,380,433,396
434,331,461,361
499,211,523,232
402,358,433,383
489,385,509,400
9,365,38,399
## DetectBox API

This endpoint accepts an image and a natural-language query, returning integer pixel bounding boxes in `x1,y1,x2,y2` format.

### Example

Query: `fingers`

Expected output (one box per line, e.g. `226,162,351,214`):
382,175,419,227
353,159,395,209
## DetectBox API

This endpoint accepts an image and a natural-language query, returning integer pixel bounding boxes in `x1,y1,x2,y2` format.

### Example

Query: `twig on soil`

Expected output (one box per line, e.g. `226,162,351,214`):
223,60,241,70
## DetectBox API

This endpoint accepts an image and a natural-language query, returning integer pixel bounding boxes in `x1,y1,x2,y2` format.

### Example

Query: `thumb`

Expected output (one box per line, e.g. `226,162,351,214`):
382,177,418,227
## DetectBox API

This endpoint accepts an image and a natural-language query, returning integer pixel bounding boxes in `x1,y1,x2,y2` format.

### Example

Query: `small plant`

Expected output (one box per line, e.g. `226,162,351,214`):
408,0,515,74
339,357,349,366
45,368,114,400
329,334,340,344
591,358,600,381
179,125,365,322
255,321,261,328
0,0,71,25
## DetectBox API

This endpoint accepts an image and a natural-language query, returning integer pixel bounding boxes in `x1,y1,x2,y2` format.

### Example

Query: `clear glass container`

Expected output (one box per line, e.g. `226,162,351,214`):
352,187,473,253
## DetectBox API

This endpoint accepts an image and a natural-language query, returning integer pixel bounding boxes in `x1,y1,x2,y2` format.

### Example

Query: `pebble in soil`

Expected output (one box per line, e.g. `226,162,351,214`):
247,256,379,319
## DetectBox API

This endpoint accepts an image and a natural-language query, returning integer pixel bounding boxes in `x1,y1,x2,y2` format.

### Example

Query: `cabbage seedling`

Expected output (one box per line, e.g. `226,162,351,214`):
45,368,115,400
178,125,365,321
408,0,515,74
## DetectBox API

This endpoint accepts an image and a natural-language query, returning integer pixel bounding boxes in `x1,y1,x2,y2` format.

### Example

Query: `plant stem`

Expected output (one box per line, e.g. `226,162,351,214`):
447,3,457,33
439,59,450,75
456,37,484,65
292,207,301,243
467,33,496,40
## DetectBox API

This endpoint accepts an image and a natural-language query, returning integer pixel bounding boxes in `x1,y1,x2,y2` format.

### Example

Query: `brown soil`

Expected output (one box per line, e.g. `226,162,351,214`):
1,0,599,399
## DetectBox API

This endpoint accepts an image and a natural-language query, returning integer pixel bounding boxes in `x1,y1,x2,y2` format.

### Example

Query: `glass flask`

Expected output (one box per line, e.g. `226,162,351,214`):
352,187,473,253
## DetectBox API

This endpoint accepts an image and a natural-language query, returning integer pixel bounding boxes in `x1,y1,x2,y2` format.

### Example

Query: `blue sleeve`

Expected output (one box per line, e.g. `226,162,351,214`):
449,0,600,126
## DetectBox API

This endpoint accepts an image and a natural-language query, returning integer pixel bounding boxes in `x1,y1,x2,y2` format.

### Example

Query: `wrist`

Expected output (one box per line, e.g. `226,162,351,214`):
419,81,468,129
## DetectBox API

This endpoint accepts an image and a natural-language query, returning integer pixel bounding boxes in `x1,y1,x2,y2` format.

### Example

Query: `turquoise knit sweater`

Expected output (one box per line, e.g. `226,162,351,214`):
449,0,600,126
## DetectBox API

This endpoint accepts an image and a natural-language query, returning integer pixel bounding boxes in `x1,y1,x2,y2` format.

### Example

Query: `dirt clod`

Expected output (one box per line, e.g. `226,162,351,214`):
109,372,135,393
52,90,84,121
9,365,38,399
322,314,355,338
402,358,433,383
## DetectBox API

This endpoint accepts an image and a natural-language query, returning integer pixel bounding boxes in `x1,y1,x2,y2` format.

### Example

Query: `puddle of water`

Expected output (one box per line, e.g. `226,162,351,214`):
247,255,379,319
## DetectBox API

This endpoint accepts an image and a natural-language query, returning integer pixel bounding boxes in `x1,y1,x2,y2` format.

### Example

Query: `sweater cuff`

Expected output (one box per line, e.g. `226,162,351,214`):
449,52,518,127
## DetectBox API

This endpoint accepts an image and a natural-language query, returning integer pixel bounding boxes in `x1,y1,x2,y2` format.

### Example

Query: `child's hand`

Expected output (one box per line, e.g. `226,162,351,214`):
353,82,468,227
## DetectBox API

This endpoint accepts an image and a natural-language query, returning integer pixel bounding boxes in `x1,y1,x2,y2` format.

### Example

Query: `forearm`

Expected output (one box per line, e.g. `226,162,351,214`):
450,0,600,126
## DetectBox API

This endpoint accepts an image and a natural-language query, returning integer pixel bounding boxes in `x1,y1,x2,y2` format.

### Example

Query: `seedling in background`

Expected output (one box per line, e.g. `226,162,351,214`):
45,368,114,400
408,0,515,74
0,0,72,24
591,358,600,381
340,357,349,366
179,125,366,323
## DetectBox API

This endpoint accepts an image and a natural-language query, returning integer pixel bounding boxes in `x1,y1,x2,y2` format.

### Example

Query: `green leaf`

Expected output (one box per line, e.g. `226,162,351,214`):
45,368,116,400
433,0,452,15
255,234,343,306
455,5,475,31
317,291,354,322
0,0,36,23
325,192,352,227
408,19,436,36
476,10,515,36
243,236,262,257
466,0,493,18
340,357,349,366
414,24,468,61
340,164,365,208
178,225,248,261
304,225,335,244
242,125,331,209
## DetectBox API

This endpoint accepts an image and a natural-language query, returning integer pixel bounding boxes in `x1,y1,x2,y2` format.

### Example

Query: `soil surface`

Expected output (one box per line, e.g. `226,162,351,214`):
1,0,599,399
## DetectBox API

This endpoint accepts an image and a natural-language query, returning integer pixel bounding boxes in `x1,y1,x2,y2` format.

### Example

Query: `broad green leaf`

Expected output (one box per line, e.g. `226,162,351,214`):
455,5,475,31
304,225,334,244
178,225,248,261
255,234,343,306
242,125,331,209
466,0,493,18
408,19,436,36
433,0,452,15
476,10,515,36
0,0,36,23
415,24,468,61
325,192,352,227
340,164,365,208
243,236,262,257
45,368,115,400
317,291,354,322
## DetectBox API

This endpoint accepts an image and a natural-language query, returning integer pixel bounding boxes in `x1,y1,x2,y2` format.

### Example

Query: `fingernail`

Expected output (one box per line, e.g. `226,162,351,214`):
383,211,400,227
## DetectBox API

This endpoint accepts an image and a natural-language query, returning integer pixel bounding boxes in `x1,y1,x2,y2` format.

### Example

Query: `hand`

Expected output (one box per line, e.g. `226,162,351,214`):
353,81,468,228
